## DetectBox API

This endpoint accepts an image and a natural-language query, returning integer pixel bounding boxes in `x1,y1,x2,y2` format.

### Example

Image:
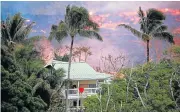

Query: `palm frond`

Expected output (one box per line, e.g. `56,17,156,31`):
55,31,68,42
14,22,35,42
85,20,99,31
10,13,22,38
78,30,103,41
49,24,58,41
118,24,151,41
15,17,26,33
150,24,168,35
146,8,165,21
153,31,174,44
118,24,143,38
147,20,163,34
2,13,35,44
58,21,68,32
49,21,68,42
138,7,145,18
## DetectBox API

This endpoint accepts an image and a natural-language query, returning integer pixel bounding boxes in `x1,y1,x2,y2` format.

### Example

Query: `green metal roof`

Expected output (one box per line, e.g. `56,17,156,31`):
46,60,112,80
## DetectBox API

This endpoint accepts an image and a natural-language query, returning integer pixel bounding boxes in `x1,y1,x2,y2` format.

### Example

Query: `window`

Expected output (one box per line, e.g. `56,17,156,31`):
88,84,96,88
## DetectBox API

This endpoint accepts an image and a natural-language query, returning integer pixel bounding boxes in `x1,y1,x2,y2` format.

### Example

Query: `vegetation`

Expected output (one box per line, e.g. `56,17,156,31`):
1,4,179,112
1,13,65,112
1,13,35,46
84,60,180,112
48,5,103,111
54,53,70,62
118,7,174,62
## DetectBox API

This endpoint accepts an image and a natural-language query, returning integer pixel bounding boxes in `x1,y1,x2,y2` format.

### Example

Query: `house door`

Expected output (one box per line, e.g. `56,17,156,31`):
73,100,81,106
73,100,77,106
72,85,77,88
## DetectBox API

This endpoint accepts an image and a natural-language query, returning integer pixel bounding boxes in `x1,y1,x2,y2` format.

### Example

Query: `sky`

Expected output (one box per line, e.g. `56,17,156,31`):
1,1,180,68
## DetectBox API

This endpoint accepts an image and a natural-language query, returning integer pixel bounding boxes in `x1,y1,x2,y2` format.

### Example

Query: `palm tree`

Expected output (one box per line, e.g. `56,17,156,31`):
1,13,35,47
49,5,103,111
118,7,174,62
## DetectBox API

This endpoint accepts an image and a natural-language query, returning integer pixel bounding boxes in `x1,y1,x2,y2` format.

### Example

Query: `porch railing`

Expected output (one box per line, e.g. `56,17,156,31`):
65,88,99,96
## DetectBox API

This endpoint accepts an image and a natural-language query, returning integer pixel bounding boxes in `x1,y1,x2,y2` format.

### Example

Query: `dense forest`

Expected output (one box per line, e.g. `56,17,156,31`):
1,4,180,112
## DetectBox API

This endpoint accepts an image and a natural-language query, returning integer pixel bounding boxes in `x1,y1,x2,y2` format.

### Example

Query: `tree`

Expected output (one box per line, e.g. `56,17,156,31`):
22,37,66,111
1,13,66,112
99,54,126,73
164,45,180,62
118,7,174,62
80,46,92,62
48,5,103,111
84,60,180,112
1,14,47,111
1,34,66,112
1,13,35,47
60,46,92,62
54,52,70,62
34,36,54,64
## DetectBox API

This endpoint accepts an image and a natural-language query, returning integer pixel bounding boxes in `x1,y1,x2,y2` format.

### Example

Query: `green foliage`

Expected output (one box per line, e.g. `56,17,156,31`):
54,53,69,62
118,7,174,62
171,45,180,54
48,5,103,111
84,60,180,112
1,13,35,46
1,13,66,112
1,47,47,112
164,45,180,62
49,5,103,42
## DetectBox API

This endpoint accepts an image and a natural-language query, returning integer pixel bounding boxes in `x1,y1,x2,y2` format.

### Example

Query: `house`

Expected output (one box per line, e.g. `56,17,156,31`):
45,60,112,110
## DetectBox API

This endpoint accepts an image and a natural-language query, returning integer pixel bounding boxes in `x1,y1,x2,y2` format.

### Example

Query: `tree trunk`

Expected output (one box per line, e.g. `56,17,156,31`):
85,52,87,62
79,52,81,62
65,36,74,112
147,40,150,62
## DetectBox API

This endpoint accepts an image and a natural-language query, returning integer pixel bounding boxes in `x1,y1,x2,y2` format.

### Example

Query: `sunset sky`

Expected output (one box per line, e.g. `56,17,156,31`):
1,1,180,67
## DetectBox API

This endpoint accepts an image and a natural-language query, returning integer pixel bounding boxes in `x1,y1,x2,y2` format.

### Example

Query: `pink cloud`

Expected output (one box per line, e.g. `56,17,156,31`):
90,14,110,27
175,17,180,22
118,11,139,24
173,27,180,35
159,8,180,16
174,37,180,45
101,21,129,30
72,38,128,67
90,13,129,29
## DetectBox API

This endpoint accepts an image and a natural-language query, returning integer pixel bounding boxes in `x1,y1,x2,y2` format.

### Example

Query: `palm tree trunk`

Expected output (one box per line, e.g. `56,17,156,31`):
147,40,150,62
65,36,74,112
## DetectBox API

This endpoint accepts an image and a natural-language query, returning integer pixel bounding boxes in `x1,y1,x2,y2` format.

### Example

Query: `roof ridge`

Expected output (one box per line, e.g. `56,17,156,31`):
52,60,87,64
